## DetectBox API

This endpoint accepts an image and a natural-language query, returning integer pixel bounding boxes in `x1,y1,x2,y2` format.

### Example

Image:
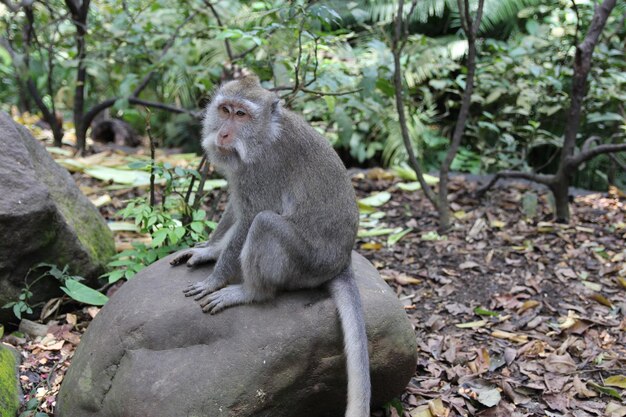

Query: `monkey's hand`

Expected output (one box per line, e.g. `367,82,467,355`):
183,275,226,300
170,247,220,267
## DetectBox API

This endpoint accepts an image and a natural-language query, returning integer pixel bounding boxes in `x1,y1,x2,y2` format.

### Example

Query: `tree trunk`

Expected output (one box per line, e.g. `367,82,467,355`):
438,0,484,233
551,177,570,223
551,0,616,222
66,0,91,153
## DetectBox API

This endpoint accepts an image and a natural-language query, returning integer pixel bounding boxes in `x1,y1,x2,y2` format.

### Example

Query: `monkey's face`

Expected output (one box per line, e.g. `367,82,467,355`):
202,85,282,169
202,97,258,165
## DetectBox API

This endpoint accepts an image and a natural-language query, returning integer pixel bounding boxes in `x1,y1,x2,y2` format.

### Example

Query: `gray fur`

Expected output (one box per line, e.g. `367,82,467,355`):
171,76,371,416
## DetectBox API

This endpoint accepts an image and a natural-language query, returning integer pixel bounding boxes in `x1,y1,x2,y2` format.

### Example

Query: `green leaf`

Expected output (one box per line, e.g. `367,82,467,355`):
13,303,22,320
587,381,622,399
108,221,139,232
202,179,228,191
474,307,499,317
421,231,445,241
358,192,391,208
587,112,624,124
61,279,109,306
387,228,413,246
152,229,168,247
190,221,206,233
397,182,421,191
375,78,395,97
84,166,153,186
605,375,626,389
358,227,400,238
107,269,126,284
192,210,207,221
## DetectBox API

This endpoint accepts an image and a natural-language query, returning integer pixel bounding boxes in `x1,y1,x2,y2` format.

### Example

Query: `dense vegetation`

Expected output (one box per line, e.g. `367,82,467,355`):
1,0,624,191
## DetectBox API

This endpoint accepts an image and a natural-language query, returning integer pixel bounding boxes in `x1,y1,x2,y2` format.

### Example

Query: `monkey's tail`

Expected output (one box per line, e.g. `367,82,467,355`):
328,266,371,417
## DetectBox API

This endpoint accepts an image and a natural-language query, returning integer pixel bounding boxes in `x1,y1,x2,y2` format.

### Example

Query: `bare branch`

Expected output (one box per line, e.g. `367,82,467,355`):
559,0,617,162
202,0,233,62
567,142,626,168
438,0,484,230
570,0,580,47
128,97,199,117
456,0,469,34
392,0,439,210
476,171,554,197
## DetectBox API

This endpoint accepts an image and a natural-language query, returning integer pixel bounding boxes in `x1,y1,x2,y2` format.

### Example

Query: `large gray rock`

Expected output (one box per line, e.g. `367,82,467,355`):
57,252,417,417
0,112,115,324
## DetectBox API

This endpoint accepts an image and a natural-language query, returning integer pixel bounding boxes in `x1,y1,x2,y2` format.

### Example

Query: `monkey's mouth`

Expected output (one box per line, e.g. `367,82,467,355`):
216,146,236,154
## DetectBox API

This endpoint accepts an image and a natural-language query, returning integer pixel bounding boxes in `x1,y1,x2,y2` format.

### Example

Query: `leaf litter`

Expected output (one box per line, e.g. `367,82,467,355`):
1,140,625,416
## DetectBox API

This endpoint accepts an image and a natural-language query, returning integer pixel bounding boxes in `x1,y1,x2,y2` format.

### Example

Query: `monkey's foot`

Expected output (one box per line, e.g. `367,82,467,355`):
199,285,251,314
171,247,219,267
183,277,224,299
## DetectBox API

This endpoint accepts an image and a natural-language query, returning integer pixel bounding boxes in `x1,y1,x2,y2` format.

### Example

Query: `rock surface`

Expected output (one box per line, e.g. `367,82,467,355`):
0,344,20,417
57,252,417,417
0,112,115,325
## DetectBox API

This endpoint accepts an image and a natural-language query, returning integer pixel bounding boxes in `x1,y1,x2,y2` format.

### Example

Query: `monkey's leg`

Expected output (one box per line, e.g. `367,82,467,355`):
200,211,319,314
171,202,236,267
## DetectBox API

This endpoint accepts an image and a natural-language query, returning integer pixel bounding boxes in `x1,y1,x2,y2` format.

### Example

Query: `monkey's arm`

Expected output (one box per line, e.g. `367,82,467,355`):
170,201,236,267
182,221,248,300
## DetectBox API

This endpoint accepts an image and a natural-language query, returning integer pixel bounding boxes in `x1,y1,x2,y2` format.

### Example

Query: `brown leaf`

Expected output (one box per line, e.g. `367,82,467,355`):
395,273,422,286
500,381,530,405
491,330,528,344
573,375,598,398
544,352,577,374
36,334,65,351
588,293,613,308
428,398,448,417
87,307,100,318
605,402,626,417
459,261,480,270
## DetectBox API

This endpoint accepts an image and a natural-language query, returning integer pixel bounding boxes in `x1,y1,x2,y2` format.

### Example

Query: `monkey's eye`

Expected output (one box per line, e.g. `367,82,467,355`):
236,110,246,117
221,106,230,114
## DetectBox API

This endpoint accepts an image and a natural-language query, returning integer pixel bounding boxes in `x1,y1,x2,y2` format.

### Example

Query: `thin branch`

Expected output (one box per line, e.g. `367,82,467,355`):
392,0,439,210
128,97,198,116
145,109,156,208
570,0,580,47
203,0,233,62
567,143,626,168
272,86,361,98
184,155,206,207
191,159,211,212
456,0,469,34
476,171,554,197
232,44,259,61
438,0,484,230
559,0,617,163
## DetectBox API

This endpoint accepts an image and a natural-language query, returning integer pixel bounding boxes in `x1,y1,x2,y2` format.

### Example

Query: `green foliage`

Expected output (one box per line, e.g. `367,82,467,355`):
0,0,624,188
18,396,47,417
104,162,216,284
1,264,107,319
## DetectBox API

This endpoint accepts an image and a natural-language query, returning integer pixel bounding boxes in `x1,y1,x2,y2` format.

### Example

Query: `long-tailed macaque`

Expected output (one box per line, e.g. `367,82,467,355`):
170,76,370,417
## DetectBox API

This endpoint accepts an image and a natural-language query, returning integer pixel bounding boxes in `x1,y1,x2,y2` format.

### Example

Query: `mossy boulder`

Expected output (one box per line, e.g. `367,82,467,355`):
0,344,20,417
57,252,417,417
0,112,115,325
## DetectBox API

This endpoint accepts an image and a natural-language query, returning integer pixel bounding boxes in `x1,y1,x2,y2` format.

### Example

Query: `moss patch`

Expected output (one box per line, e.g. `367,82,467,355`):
0,345,19,417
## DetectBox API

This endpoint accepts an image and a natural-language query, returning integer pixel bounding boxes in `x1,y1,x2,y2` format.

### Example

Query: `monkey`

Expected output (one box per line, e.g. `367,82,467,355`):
170,75,371,417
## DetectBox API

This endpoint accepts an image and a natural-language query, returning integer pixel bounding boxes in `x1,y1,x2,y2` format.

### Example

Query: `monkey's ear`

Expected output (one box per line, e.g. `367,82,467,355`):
271,99,281,114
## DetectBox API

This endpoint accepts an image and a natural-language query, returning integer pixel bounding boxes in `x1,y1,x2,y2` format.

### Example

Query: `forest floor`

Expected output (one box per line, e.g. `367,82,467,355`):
4,141,626,417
